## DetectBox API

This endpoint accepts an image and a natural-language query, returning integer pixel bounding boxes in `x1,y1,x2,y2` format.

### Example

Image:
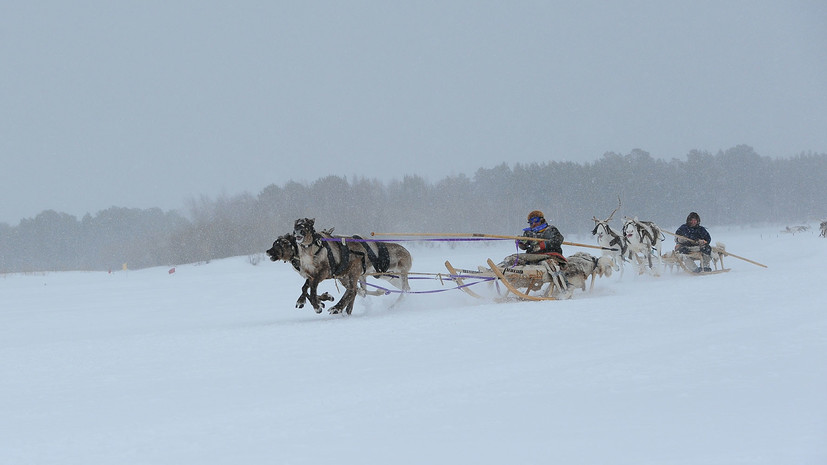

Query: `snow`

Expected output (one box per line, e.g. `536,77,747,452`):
2,224,826,465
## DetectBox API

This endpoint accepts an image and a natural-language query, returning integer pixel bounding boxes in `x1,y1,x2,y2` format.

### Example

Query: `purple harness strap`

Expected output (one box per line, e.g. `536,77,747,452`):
320,237,509,243
365,274,497,295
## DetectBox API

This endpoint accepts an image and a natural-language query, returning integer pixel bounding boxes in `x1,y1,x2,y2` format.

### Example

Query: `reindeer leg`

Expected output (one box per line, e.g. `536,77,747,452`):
618,254,626,279
308,277,325,314
652,245,662,276
329,296,343,314
331,282,357,315
386,270,410,309
346,268,362,314
345,289,356,315
401,271,410,292
296,279,310,309
636,253,646,275
357,276,368,297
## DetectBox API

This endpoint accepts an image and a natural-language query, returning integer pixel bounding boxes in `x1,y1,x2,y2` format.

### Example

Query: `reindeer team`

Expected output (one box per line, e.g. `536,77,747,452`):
592,201,666,277
267,218,412,315
267,207,726,315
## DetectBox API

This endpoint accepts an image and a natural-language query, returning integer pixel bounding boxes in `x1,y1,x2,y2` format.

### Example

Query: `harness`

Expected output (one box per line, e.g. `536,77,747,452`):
630,220,658,245
592,222,627,255
353,235,390,273
286,239,301,272
311,233,355,276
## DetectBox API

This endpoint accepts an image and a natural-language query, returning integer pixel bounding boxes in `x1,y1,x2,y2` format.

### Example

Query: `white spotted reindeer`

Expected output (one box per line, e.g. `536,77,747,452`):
622,216,664,276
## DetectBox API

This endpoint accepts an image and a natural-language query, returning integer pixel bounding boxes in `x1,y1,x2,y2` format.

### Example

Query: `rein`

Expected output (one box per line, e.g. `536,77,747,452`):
363,274,497,295
321,237,508,243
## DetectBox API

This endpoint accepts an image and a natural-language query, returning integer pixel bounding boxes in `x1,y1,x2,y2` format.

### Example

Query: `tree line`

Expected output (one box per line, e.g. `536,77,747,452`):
1,145,824,273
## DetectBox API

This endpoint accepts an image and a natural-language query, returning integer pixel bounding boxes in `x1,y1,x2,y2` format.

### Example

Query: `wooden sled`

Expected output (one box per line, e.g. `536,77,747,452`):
482,258,569,301
446,259,563,301
664,250,731,275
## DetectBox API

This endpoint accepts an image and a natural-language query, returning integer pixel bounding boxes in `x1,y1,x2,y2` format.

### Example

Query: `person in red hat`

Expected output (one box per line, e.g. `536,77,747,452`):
518,210,564,255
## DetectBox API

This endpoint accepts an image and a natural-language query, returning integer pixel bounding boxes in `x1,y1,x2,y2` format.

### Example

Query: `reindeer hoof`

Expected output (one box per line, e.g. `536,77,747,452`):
314,306,323,314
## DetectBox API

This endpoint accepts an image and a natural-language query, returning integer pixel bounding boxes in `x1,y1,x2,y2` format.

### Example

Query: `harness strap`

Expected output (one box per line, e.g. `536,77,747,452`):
635,221,656,245
319,235,351,276
288,239,301,272
595,223,628,257
353,235,391,272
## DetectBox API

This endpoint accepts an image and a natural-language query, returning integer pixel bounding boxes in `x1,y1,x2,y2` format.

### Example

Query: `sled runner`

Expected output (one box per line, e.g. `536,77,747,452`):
674,254,731,275
444,261,485,299
662,249,731,275
486,259,561,301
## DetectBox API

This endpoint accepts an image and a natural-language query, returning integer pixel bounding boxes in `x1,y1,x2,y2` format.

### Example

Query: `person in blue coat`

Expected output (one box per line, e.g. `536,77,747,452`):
675,211,712,272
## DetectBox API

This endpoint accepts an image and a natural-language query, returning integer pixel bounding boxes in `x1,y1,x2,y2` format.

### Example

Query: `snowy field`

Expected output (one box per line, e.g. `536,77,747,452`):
2,223,826,465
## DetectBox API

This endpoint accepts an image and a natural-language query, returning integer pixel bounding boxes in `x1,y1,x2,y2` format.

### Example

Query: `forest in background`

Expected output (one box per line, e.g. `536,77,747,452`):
2,145,825,273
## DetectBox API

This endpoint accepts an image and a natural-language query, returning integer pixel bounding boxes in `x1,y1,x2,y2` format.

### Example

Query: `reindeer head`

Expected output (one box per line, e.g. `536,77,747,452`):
592,197,622,236
266,234,298,262
596,255,615,277
591,217,601,236
293,218,316,246
622,217,637,240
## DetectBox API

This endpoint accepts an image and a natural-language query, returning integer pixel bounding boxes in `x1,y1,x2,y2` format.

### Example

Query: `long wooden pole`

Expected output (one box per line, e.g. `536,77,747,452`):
661,230,767,268
370,231,618,252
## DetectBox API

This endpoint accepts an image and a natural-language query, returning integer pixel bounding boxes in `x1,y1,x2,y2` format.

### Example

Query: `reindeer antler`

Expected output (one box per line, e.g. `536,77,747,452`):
606,196,622,222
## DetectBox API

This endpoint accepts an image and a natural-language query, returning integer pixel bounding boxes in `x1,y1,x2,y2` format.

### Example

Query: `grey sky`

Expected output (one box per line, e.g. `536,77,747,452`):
2,1,826,224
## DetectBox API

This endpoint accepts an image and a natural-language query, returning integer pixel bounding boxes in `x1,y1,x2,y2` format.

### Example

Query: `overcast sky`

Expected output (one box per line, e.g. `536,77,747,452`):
2,1,826,224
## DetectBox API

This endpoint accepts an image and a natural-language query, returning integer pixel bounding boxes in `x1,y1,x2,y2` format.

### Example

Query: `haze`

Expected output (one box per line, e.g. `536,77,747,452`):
2,1,826,224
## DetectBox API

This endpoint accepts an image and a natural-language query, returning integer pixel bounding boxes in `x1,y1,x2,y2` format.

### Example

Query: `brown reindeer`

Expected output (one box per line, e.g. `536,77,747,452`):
266,234,334,310
292,218,413,315
292,219,363,315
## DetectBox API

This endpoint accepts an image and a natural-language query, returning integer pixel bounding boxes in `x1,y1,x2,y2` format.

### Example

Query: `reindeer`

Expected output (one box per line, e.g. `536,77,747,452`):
781,225,810,235
821,221,827,238
557,252,615,299
710,243,727,270
622,216,664,275
266,234,335,310
591,200,627,277
292,218,412,315
292,219,364,315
